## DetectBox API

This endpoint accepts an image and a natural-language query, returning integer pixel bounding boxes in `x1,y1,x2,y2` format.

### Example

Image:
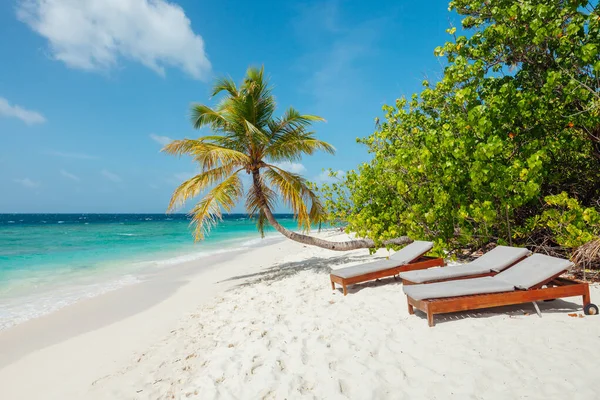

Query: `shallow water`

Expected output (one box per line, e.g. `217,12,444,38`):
0,213,298,330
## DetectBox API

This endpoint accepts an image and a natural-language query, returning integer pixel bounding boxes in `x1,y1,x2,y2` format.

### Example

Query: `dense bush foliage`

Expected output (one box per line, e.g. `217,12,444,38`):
320,0,600,258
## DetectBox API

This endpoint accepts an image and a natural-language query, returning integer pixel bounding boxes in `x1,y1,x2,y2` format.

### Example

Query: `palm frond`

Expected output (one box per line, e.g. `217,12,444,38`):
189,173,244,241
196,134,248,154
167,165,242,212
265,131,336,162
244,66,265,89
265,165,328,230
255,209,269,238
245,173,277,237
192,145,251,171
211,76,238,98
161,139,251,171
264,166,311,231
190,104,230,130
244,119,270,146
306,185,327,225
240,65,276,128
269,107,326,135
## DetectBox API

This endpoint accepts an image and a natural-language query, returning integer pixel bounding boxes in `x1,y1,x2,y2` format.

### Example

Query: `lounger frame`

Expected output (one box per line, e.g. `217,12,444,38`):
331,255,444,296
401,255,529,286
407,273,591,327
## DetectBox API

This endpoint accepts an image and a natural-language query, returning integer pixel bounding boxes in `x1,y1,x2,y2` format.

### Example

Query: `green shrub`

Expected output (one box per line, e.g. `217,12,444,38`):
318,0,600,255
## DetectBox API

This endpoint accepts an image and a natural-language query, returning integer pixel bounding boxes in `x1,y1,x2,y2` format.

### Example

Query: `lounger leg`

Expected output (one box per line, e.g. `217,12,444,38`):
583,286,591,306
343,284,348,296
408,303,414,315
532,302,542,318
427,311,434,327
331,280,335,290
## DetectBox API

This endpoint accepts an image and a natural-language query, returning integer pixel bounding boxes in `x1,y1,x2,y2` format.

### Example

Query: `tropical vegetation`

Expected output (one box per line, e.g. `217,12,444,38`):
319,0,600,266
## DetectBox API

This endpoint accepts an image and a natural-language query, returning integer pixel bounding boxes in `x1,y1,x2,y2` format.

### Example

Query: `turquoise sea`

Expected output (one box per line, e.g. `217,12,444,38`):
0,213,298,330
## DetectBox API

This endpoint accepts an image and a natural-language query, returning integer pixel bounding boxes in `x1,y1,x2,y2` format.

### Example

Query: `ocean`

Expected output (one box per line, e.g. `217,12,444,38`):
0,213,299,330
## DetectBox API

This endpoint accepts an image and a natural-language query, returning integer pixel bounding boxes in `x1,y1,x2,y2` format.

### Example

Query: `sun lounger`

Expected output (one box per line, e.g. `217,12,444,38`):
330,241,444,295
403,254,598,326
400,245,531,285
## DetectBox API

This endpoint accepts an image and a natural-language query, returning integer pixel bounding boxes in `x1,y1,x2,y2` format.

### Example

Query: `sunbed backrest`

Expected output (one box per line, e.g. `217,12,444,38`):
389,241,433,264
469,245,531,272
494,254,573,289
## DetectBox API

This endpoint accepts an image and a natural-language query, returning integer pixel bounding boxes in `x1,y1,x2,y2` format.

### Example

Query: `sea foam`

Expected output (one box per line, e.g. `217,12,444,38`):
0,275,141,331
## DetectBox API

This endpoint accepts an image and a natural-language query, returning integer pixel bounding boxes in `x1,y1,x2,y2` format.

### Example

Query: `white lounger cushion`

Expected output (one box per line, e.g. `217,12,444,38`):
403,277,515,301
388,241,433,262
494,253,573,289
470,246,531,272
399,245,530,284
331,240,433,279
403,253,572,300
399,263,491,284
332,259,404,279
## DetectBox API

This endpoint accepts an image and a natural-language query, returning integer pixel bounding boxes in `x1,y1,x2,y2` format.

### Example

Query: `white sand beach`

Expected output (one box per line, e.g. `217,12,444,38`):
1,231,599,399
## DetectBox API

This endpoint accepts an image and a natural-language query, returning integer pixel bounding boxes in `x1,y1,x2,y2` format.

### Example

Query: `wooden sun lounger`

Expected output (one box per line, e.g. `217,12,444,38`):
401,254,529,286
331,255,444,296
407,272,596,327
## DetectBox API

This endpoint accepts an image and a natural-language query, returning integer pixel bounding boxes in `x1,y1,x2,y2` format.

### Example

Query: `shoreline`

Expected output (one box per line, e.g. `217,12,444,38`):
0,248,243,368
0,229,285,332
0,233,291,367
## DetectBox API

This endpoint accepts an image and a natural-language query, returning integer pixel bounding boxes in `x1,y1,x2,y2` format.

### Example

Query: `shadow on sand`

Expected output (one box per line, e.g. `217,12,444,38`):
221,254,382,289
411,298,585,326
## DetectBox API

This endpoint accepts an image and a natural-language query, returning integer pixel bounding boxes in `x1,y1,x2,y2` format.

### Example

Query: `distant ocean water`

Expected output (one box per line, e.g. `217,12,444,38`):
0,213,299,330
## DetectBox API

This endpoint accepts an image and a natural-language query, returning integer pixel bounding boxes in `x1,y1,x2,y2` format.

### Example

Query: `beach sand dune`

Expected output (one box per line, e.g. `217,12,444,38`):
1,232,599,399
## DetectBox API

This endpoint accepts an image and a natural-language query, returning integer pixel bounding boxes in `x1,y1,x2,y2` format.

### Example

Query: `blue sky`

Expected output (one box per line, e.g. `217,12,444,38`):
0,0,456,213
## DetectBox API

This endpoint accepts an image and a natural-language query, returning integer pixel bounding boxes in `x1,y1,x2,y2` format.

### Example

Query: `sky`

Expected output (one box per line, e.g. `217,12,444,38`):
0,0,457,213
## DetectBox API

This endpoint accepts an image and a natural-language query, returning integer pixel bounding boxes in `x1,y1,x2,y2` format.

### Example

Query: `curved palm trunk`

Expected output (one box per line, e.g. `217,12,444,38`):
253,171,412,251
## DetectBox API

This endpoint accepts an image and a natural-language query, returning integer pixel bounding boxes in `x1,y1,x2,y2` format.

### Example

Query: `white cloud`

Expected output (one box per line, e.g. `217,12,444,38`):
45,150,99,160
17,0,211,79
272,162,307,174
150,133,172,146
14,178,41,189
0,96,46,125
60,169,80,181
313,169,345,184
101,169,122,182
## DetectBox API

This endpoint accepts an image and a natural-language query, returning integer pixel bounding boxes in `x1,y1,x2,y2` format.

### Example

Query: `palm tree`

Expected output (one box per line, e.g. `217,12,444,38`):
163,66,411,250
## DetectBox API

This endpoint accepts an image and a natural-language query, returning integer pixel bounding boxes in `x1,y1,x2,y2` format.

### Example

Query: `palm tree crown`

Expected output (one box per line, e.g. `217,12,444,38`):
163,66,335,240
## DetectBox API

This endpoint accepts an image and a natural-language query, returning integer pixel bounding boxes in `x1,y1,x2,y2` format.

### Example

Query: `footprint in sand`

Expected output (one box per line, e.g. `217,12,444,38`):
338,379,347,395
300,338,309,365
250,362,263,376
276,359,286,372
328,360,337,372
